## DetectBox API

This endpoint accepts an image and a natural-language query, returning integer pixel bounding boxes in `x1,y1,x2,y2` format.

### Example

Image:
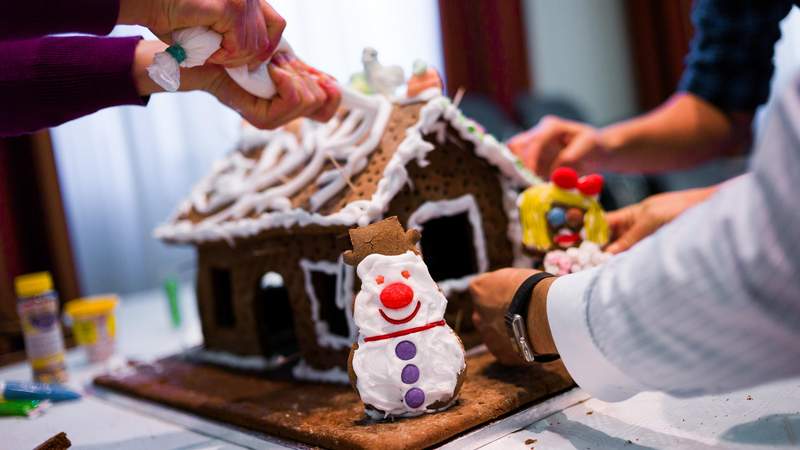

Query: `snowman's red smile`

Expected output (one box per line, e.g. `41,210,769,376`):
379,301,421,324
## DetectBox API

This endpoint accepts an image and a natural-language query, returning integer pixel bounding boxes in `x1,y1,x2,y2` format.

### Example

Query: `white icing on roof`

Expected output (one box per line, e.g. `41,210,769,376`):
155,86,538,244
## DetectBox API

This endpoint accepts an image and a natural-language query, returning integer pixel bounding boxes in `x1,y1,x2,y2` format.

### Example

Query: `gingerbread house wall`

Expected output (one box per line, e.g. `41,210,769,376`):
196,229,353,370
383,128,515,343
193,125,517,371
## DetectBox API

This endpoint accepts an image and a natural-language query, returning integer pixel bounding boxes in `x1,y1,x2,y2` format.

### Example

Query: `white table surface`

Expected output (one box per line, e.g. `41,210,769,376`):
2,285,798,450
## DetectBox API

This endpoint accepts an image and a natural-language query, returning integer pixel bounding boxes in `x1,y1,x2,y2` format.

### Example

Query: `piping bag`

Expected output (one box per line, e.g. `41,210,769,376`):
147,26,295,99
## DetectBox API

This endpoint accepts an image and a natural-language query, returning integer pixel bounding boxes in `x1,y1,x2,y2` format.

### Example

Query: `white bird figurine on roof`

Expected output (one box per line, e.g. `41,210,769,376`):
362,47,405,96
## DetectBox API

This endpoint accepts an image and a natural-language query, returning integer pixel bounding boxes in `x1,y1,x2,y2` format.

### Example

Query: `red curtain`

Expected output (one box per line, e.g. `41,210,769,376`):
438,0,531,117
0,133,80,361
625,0,694,111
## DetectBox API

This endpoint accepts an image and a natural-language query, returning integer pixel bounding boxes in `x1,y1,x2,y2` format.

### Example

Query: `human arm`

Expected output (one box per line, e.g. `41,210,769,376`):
474,174,800,401
473,75,800,400
509,0,793,177
0,38,339,137
2,0,285,70
510,93,749,176
604,183,719,254
0,0,120,39
0,36,146,137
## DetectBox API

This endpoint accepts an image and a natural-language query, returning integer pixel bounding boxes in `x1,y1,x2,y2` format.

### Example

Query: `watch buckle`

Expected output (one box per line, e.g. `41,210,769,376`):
505,313,536,364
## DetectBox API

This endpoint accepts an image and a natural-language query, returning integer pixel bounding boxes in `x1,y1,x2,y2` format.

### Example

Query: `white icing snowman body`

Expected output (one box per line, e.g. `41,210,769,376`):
351,251,466,419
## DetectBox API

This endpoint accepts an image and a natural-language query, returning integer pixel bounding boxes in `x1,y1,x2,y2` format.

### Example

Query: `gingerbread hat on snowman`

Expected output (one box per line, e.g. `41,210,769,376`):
344,217,466,420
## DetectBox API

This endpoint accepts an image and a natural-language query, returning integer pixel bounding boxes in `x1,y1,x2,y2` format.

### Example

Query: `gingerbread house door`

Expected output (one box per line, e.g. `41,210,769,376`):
299,257,357,352
406,194,489,294
253,271,298,358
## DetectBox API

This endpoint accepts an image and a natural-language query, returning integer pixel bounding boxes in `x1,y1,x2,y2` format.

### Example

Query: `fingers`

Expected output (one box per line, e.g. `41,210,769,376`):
260,0,287,58
605,219,652,254
290,59,328,117
507,115,586,177
469,269,535,366
549,130,597,177
604,203,655,254
606,206,634,235
268,57,321,122
208,0,285,68
309,78,342,122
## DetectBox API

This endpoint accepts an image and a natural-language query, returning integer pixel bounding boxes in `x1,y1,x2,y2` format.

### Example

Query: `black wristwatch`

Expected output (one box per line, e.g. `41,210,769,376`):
504,272,560,364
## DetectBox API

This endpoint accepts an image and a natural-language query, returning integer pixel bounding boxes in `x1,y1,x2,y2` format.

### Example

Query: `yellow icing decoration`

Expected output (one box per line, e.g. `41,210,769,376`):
519,183,609,252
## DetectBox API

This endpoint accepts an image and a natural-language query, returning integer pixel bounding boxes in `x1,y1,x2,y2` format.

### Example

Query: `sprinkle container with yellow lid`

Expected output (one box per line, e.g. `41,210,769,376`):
14,272,68,383
64,296,119,363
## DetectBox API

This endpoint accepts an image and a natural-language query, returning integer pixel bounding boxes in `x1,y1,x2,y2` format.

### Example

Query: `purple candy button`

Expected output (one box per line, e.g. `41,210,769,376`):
395,341,416,360
405,387,425,408
401,364,420,384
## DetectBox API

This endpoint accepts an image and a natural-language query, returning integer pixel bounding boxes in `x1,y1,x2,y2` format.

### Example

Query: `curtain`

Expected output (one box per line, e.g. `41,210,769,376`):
437,0,530,117
625,0,693,112
51,1,443,295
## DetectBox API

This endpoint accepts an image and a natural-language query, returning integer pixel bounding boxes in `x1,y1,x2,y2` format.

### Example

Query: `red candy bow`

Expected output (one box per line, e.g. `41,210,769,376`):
577,173,603,196
551,167,604,196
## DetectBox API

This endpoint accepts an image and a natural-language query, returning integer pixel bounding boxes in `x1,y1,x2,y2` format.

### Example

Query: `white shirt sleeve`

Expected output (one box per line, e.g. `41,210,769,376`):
547,268,648,401
545,75,800,402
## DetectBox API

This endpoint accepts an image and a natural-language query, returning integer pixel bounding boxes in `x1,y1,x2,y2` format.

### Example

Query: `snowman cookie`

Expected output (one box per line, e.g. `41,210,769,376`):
344,217,466,419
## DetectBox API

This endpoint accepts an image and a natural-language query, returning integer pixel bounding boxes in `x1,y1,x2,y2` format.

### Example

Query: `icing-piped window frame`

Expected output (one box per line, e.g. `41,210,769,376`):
407,194,489,296
299,257,357,350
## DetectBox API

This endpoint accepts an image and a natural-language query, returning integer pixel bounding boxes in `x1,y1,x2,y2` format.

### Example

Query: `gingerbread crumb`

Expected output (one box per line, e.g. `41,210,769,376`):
586,410,593,415
524,438,537,444
34,432,71,450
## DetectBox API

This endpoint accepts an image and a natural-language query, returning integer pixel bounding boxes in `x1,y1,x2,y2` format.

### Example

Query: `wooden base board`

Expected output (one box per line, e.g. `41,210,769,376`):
95,352,573,450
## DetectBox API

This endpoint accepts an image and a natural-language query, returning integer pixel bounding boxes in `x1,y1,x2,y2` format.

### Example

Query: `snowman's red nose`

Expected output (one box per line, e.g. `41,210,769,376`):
379,283,414,309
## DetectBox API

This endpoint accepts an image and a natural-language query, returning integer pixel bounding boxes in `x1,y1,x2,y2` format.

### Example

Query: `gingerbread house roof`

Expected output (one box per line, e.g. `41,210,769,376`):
154,87,538,244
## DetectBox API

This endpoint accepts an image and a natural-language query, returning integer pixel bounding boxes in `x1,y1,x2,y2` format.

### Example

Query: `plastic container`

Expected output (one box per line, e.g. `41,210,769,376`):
64,296,119,363
14,272,68,383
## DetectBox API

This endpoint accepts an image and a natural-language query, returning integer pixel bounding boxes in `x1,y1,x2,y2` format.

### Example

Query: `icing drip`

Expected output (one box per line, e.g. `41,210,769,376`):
351,252,465,418
185,348,289,371
299,257,356,350
291,359,349,384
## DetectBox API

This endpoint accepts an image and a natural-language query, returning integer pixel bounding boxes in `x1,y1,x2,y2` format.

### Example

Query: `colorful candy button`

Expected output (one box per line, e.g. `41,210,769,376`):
405,388,425,408
401,364,420,384
395,341,416,360
566,208,584,228
546,207,566,227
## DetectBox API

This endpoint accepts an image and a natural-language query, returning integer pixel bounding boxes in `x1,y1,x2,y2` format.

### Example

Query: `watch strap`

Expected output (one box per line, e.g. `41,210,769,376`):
509,272,555,321
505,272,558,363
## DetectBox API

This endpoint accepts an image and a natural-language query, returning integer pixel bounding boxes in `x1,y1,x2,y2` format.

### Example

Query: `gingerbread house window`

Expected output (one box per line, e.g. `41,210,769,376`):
254,272,298,356
407,194,488,294
210,267,235,328
300,258,356,350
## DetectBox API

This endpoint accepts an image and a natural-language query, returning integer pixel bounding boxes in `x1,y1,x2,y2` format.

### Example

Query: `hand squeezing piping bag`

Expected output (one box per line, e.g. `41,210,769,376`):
147,26,295,99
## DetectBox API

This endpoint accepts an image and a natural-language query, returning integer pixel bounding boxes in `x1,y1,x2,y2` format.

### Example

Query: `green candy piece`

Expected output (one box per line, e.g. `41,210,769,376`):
0,400,42,417
164,278,182,328
166,45,187,64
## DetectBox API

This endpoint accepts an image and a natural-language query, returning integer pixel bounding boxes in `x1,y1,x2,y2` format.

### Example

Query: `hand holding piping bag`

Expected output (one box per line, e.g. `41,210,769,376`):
147,26,341,129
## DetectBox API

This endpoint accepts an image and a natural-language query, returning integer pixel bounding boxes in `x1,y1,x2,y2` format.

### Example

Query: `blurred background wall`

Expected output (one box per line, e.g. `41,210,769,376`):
523,0,638,127
4,0,800,307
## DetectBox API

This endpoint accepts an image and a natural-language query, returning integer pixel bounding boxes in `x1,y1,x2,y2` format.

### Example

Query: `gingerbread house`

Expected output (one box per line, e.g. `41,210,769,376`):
155,84,536,381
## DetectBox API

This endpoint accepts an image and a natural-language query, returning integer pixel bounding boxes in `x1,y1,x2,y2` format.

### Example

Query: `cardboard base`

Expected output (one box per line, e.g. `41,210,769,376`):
94,351,573,450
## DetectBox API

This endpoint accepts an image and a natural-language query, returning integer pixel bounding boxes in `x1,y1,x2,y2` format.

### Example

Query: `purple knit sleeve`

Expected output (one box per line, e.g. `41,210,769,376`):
0,36,148,137
2,0,120,39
